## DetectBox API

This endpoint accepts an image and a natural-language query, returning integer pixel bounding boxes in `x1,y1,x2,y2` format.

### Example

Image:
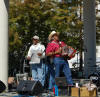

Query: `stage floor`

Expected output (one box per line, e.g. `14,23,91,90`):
0,91,100,97
0,92,17,97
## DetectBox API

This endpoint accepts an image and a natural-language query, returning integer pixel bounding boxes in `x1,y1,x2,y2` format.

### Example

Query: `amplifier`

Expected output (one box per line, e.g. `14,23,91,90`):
54,77,71,96
16,73,28,84
55,77,68,87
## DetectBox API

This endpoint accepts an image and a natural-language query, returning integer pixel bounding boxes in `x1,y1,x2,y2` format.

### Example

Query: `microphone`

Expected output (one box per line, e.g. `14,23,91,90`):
59,41,61,45
27,43,31,46
59,41,62,48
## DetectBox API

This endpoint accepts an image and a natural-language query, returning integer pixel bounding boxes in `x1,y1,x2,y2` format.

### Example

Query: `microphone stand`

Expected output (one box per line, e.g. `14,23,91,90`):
19,43,30,74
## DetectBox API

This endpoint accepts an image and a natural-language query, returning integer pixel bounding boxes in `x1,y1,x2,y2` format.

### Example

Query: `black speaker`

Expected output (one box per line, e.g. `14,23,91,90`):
0,80,6,93
17,80,43,96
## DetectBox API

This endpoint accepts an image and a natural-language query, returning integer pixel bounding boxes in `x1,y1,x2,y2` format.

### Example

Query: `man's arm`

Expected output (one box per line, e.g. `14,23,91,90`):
38,44,45,58
27,46,32,60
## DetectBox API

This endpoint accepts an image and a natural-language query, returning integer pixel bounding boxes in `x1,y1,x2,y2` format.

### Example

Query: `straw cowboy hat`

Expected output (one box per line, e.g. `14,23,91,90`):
48,31,59,41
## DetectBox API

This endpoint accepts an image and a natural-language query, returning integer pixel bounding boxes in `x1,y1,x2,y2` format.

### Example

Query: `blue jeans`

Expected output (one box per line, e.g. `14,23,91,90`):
31,63,45,86
53,57,73,85
47,64,55,90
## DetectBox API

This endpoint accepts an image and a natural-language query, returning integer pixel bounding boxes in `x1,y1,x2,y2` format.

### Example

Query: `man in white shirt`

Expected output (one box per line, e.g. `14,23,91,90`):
27,35,45,86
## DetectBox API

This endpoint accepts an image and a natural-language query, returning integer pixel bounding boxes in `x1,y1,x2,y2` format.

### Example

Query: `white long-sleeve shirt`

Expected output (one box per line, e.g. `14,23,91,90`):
27,43,45,64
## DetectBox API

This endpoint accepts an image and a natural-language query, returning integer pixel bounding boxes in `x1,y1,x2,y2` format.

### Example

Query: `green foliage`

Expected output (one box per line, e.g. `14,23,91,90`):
96,17,100,45
9,0,83,76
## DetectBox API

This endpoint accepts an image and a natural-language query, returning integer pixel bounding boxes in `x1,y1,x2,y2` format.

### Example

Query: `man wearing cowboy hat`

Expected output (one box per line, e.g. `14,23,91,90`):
46,31,73,89
27,35,45,86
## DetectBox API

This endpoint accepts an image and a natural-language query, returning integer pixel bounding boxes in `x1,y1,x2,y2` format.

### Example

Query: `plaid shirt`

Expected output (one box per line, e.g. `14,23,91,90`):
46,40,66,57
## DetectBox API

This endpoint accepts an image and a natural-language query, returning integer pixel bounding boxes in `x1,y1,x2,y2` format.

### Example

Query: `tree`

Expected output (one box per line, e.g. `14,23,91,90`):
9,0,83,76
96,0,100,45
